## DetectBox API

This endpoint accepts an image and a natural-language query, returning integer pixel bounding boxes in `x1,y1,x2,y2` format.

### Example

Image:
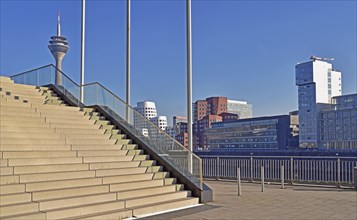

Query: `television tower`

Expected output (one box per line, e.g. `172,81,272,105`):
48,12,69,85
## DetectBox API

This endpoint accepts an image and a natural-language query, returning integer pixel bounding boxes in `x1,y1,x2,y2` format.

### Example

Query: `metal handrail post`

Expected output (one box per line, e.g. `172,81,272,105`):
237,167,242,196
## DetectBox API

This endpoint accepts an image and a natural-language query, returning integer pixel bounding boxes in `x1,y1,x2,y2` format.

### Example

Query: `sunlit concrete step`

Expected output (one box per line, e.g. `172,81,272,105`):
71,144,123,151
102,172,169,184
49,122,101,129
1,159,8,167
0,115,44,122
1,138,65,145
0,132,61,139
55,128,105,135
115,139,132,145
67,138,117,145
132,197,199,217
0,82,40,91
83,155,149,163
38,192,118,211
1,212,46,220
89,161,142,170
32,104,80,112
40,112,90,120
8,157,82,166
125,191,191,208
61,133,111,140
0,121,50,128
0,167,14,176
0,144,71,151
0,105,36,112
45,118,95,125
44,200,126,220
0,175,19,185
0,202,39,218
0,126,55,134
32,185,109,201
35,108,84,115
0,100,32,107
0,110,41,117
19,170,95,183
78,150,134,157
95,167,150,177
3,151,76,159
79,209,133,220
0,192,32,206
0,76,13,83
14,163,89,175
117,184,180,200
0,184,25,195
110,178,167,192
26,177,102,192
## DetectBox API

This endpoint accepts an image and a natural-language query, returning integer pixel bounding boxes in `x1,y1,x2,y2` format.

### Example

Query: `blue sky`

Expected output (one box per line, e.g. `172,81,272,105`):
1,0,356,125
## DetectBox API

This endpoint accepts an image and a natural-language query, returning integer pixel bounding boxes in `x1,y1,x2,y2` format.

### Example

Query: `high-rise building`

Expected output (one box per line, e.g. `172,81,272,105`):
173,116,187,125
48,12,69,85
227,100,253,119
320,94,357,150
150,116,168,131
134,101,158,136
295,57,342,148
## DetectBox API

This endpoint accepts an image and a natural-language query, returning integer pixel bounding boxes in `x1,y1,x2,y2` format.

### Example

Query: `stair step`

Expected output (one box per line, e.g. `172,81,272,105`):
78,150,130,157
0,202,39,218
117,184,179,200
45,118,95,125
14,163,89,174
0,121,49,128
61,133,111,140
133,197,199,217
40,112,90,120
0,132,61,139
110,179,165,192
0,184,25,195
0,192,32,206
0,126,56,134
49,122,101,129
0,144,71,151
26,177,102,192
1,212,46,220
45,200,126,220
1,159,8,166
3,151,76,159
125,191,191,208
66,138,117,145
0,167,14,176
95,167,149,177
0,176,19,185
0,105,36,112
19,170,95,183
8,157,81,166
71,144,123,151
0,111,40,117
55,128,105,134
102,172,169,184
32,185,109,201
78,209,133,220
89,161,141,170
1,138,65,145
83,155,134,163
38,193,117,211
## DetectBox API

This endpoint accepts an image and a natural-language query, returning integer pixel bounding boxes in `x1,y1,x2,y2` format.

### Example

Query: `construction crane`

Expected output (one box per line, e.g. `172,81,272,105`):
310,56,335,61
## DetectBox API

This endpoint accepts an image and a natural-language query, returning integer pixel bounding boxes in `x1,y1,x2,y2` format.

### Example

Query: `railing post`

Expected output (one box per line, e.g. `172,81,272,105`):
37,70,39,86
290,157,294,185
237,167,242,196
337,158,341,188
353,166,357,191
250,157,253,182
281,164,285,189
261,165,265,192
216,157,220,180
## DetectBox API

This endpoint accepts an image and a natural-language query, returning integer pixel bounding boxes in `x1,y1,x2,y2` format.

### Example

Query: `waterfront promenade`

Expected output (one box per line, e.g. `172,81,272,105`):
142,180,357,220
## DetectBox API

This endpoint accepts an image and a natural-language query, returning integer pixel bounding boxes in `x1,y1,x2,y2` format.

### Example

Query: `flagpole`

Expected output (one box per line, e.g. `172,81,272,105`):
80,0,86,103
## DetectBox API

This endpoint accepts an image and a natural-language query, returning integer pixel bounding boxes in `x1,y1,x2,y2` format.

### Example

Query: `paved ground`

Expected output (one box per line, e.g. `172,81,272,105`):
142,180,357,220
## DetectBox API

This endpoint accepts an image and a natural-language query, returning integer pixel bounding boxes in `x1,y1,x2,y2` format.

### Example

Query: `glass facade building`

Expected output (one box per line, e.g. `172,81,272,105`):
320,94,357,150
205,115,293,150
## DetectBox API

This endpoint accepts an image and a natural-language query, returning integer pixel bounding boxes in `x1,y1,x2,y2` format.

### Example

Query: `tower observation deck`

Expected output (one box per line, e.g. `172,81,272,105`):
48,12,69,85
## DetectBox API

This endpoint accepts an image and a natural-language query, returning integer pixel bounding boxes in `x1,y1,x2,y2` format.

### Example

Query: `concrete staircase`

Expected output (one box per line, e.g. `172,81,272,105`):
0,76,199,219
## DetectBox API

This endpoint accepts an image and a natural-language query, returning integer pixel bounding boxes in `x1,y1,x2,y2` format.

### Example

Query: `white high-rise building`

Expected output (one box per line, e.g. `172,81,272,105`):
295,57,342,148
150,116,168,131
134,101,158,136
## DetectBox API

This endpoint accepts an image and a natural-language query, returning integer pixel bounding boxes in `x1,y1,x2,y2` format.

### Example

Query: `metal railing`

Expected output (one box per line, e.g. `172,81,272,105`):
10,64,203,189
201,156,357,187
